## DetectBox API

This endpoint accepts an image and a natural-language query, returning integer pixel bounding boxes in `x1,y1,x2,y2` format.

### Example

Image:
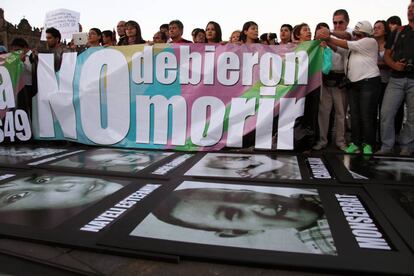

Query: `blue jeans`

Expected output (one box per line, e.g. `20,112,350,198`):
349,76,381,146
380,77,414,151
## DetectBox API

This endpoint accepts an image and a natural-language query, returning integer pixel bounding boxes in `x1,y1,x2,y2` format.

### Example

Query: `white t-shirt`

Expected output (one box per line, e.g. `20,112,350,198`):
330,27,353,72
337,37,380,82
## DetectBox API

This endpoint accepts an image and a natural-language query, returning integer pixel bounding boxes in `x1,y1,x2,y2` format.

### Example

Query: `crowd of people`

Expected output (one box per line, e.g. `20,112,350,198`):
2,1,414,156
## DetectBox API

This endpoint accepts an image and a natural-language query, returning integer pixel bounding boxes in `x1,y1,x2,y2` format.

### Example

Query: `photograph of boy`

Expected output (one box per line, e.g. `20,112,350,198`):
0,173,126,227
340,155,414,182
185,153,302,180
0,146,67,164
49,148,173,173
130,181,336,255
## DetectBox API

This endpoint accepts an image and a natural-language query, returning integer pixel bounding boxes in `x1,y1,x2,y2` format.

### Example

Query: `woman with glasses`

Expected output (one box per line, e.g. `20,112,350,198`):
317,21,381,155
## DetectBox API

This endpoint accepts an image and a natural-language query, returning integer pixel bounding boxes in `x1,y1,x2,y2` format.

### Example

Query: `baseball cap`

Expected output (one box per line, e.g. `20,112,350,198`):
353,21,373,36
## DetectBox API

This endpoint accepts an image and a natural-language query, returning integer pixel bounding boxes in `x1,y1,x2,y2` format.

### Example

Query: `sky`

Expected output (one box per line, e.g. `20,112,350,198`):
1,0,410,41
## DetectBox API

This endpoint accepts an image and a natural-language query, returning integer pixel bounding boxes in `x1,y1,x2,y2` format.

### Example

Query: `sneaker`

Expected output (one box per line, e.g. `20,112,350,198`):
375,148,393,155
312,143,326,151
362,144,373,155
345,143,360,154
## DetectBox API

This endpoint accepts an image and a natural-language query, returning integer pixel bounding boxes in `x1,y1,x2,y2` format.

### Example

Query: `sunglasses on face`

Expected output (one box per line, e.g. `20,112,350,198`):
353,32,365,38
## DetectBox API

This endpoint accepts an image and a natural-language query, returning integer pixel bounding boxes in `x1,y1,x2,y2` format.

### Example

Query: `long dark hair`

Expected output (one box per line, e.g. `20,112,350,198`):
314,22,329,39
293,23,309,41
374,20,390,40
90,28,103,45
239,21,259,43
205,21,222,43
123,20,145,45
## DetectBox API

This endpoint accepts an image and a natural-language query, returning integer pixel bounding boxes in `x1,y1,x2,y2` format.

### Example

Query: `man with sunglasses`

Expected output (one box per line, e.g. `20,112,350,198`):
331,9,352,40
313,9,352,152
378,2,414,156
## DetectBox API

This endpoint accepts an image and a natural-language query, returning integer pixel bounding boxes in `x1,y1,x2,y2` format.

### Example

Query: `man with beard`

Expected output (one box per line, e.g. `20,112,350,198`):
313,9,352,152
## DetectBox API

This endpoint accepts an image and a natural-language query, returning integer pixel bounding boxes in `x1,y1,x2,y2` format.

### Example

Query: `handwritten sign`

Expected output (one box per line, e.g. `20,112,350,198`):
41,9,80,41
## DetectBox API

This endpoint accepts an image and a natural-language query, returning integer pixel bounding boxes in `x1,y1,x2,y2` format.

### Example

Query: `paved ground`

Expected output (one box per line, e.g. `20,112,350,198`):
0,138,405,275
0,239,338,276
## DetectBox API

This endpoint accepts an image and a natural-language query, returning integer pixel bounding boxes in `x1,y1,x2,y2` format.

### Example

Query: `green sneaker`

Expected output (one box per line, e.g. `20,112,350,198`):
345,143,360,154
362,144,373,155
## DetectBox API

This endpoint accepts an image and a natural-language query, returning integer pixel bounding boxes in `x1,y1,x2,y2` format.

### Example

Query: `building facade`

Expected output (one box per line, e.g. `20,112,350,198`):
0,8,43,50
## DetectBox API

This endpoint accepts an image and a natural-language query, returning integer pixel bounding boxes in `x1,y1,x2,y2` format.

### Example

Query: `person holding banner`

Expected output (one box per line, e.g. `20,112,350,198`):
152,31,168,43
102,30,115,46
120,20,146,45
229,30,241,44
116,20,127,45
240,21,259,44
168,20,192,43
293,23,312,42
293,23,323,151
279,24,293,45
11,38,33,119
191,28,207,43
87,28,103,48
318,21,381,155
37,27,70,72
313,10,352,152
205,21,223,43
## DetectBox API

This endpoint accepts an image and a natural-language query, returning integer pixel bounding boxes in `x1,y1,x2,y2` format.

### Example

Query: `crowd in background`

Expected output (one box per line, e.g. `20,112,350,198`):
1,1,414,156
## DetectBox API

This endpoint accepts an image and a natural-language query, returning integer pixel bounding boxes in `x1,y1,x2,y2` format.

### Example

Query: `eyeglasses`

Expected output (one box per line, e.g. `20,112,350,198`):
333,21,345,25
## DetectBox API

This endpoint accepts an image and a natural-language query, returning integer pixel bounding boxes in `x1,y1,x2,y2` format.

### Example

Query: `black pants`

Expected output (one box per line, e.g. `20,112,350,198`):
17,85,34,119
294,87,320,151
349,77,381,146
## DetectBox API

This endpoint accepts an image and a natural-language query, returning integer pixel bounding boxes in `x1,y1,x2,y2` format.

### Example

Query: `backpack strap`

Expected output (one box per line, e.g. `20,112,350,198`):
391,25,406,52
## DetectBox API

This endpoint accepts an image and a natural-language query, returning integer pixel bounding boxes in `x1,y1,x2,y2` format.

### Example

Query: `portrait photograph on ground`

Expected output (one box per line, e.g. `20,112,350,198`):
44,148,174,176
130,181,335,255
0,172,129,228
98,180,414,274
185,153,302,181
326,154,414,184
0,145,68,167
365,185,414,252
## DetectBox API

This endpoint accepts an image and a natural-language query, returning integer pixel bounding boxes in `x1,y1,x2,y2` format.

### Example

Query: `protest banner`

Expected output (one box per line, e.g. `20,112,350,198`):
0,52,32,143
40,9,80,41
31,41,323,151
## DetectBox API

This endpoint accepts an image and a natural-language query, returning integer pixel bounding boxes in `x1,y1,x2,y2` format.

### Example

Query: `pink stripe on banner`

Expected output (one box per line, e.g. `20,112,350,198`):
164,43,319,150
202,73,322,151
